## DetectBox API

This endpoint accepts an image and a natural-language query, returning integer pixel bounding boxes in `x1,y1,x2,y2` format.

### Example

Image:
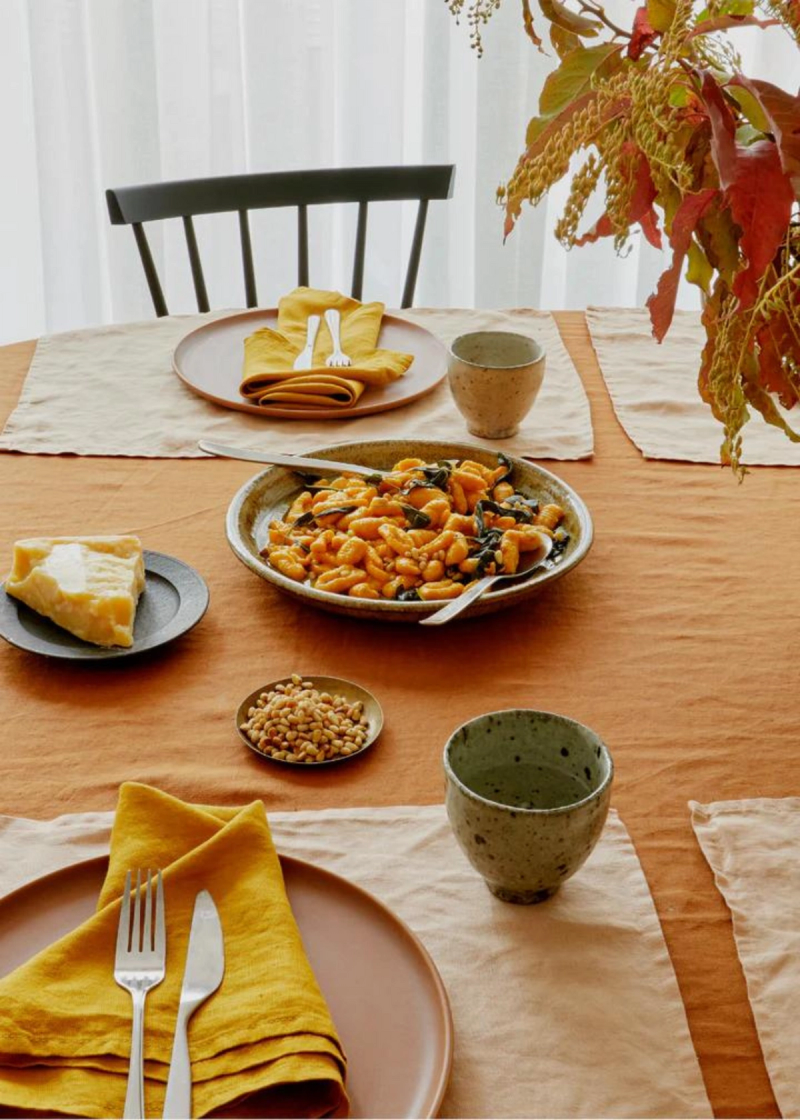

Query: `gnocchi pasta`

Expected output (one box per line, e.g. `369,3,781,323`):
261,454,569,601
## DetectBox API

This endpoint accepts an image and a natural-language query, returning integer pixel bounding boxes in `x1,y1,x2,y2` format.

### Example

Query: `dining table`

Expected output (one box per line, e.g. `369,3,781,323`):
0,309,796,1119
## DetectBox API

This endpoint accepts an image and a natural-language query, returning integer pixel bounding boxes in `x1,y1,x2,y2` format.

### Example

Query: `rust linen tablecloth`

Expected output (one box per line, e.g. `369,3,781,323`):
0,309,592,460
1,312,798,1117
0,804,711,1118
586,307,800,466
691,799,800,1119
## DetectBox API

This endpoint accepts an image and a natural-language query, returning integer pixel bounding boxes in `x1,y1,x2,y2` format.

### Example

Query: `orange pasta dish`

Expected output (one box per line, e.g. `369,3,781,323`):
262,454,569,601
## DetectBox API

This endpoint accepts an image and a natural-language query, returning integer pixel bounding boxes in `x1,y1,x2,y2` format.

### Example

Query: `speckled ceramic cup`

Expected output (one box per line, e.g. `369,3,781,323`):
444,710,613,904
447,331,545,439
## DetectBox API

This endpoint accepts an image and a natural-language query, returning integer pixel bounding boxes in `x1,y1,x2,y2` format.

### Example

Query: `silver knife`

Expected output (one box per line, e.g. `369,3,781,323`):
162,891,225,1119
197,439,388,479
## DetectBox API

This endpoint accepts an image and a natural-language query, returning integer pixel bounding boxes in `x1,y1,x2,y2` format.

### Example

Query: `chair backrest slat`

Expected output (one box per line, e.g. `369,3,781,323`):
132,223,168,318
106,165,455,314
182,216,210,313
297,204,309,288
238,210,258,308
351,201,368,301
401,199,429,310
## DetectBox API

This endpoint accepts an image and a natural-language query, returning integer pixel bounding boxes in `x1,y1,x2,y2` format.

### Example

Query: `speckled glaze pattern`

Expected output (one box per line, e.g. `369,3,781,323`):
225,439,593,623
447,331,546,440
444,710,613,904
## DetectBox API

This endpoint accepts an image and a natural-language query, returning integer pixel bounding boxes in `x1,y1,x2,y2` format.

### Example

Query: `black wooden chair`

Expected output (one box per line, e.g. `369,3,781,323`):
106,165,456,315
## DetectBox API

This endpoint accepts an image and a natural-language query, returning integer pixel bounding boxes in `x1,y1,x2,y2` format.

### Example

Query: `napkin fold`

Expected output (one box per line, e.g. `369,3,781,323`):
0,783,347,1118
240,287,413,408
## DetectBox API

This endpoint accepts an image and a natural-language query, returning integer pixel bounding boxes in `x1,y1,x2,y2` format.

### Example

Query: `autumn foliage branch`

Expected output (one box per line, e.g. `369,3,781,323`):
449,0,800,473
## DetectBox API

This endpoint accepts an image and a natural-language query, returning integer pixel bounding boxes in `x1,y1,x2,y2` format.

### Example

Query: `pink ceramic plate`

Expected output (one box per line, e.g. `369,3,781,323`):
173,308,447,420
0,854,452,1119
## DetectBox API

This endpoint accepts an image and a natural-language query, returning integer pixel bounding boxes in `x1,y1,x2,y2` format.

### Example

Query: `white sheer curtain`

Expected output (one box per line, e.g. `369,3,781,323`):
0,0,792,344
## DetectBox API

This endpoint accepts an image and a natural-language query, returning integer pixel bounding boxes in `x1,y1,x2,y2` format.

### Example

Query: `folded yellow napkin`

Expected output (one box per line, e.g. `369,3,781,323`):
0,784,347,1118
240,287,413,408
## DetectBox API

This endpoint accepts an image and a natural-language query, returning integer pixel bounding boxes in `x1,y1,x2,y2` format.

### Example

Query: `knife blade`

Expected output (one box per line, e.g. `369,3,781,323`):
197,439,388,480
162,890,225,1119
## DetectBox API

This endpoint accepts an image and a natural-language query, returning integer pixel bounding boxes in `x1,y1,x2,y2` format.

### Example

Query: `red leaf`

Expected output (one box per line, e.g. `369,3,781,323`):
575,145,662,247
647,188,717,340
575,213,614,245
639,208,662,248
731,75,800,192
727,140,795,308
626,147,662,248
700,72,738,189
628,6,659,58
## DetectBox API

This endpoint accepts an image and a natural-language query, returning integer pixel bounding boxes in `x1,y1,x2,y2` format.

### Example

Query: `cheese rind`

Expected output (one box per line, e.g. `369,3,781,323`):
5,536,145,647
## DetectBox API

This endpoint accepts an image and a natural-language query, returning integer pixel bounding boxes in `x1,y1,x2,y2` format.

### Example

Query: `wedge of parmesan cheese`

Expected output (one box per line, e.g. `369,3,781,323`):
4,536,146,647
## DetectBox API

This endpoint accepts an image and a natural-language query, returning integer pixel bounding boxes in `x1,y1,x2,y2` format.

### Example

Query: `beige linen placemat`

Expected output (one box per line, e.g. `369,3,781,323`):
691,798,800,1119
0,309,592,460
586,307,800,466
0,803,708,1118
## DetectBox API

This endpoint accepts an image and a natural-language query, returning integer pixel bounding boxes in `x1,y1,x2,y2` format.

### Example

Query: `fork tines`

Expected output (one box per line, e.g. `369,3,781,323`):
116,868,165,959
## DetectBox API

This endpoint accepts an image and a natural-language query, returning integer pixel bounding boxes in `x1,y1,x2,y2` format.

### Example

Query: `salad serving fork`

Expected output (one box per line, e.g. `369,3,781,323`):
292,314,321,371
115,869,166,1119
324,308,351,368
293,309,351,370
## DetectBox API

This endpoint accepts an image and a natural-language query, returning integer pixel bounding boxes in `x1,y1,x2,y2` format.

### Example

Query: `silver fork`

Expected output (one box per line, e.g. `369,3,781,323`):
115,869,166,1119
292,313,321,370
324,308,351,368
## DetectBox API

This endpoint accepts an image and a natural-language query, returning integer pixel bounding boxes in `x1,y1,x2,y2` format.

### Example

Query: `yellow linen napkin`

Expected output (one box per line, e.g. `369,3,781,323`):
240,287,413,408
0,783,348,1118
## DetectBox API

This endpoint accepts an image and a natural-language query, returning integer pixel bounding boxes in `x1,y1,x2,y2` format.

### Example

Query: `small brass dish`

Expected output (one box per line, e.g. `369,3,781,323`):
236,674,383,767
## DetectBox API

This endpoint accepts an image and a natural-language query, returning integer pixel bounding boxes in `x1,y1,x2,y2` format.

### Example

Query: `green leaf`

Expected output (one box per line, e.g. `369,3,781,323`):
697,0,755,16
550,23,582,58
668,82,692,108
686,240,713,293
524,88,597,151
526,115,548,147
539,43,623,117
727,84,771,132
688,13,778,36
646,0,676,32
538,0,600,36
735,122,764,145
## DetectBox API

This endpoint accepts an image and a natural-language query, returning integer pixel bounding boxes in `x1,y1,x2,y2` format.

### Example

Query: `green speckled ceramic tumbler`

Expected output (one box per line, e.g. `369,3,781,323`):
444,709,613,903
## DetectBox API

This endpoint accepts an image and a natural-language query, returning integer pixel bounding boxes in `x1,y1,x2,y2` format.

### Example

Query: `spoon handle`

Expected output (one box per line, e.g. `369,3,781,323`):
197,440,385,479
419,575,498,627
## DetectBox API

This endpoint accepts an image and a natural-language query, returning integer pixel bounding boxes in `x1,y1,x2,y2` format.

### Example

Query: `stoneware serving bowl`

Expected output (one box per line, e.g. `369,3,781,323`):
225,439,593,623
443,709,613,903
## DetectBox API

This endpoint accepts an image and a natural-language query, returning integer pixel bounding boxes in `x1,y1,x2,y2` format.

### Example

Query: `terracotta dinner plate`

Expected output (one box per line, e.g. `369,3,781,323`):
0,854,452,1119
173,308,447,419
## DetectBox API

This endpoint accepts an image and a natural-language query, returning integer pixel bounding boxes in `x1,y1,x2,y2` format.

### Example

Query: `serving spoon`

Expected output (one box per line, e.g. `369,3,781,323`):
198,439,388,479
419,533,553,626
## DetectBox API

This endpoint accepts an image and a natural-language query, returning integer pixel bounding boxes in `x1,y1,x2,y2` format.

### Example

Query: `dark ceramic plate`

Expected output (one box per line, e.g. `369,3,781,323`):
0,550,209,661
